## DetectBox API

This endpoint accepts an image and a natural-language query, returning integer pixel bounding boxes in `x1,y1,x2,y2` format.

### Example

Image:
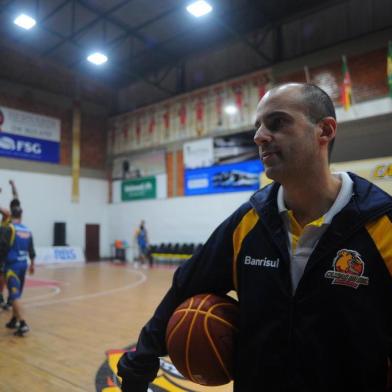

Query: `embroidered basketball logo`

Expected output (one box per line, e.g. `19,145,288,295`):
325,249,369,289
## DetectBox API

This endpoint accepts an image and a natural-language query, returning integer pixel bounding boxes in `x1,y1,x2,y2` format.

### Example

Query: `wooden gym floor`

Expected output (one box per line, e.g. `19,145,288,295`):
0,262,233,392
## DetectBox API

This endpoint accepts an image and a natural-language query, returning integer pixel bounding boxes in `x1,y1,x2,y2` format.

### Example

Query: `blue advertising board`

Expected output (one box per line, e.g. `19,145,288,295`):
0,106,60,164
185,159,263,195
0,131,60,163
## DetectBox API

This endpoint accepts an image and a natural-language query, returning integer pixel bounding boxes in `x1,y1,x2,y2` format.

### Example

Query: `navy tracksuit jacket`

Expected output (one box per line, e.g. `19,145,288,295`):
118,173,392,392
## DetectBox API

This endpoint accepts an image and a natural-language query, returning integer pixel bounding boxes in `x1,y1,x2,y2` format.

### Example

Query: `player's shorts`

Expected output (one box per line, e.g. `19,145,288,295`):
4,262,27,301
139,245,149,256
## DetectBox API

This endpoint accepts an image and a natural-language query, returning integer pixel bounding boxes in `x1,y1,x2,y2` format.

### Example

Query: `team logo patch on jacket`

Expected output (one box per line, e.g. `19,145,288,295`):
324,249,369,289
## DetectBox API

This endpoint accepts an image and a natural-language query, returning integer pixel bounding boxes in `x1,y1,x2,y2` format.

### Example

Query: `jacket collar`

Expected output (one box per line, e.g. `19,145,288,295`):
250,172,392,224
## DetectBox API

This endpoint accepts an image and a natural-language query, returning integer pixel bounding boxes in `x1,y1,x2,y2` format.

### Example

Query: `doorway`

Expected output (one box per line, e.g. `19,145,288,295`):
85,224,100,261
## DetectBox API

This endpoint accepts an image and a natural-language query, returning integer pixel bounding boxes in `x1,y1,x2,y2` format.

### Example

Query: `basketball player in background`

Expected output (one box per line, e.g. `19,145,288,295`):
0,205,35,336
9,179,20,209
118,83,392,391
0,180,21,310
134,220,150,268
0,203,10,309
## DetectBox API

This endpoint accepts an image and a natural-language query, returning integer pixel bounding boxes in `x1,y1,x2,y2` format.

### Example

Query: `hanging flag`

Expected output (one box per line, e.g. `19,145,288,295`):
388,41,392,97
122,118,128,140
136,117,141,144
214,87,223,126
252,73,269,100
110,127,115,149
163,105,170,140
341,55,352,111
148,111,155,135
195,96,205,137
178,101,187,128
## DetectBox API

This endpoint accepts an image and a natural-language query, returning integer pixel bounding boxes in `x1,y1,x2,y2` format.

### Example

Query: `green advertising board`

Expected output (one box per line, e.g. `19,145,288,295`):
121,177,157,201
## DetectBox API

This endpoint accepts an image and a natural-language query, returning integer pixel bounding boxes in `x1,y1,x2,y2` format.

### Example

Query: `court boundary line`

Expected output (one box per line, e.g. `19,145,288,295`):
25,267,147,308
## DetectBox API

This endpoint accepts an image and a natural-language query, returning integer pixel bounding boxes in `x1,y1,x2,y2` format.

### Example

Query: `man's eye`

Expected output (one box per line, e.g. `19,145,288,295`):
269,118,284,131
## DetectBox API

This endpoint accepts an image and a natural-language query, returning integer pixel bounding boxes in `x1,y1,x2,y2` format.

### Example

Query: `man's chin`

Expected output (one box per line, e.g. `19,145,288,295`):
264,167,279,182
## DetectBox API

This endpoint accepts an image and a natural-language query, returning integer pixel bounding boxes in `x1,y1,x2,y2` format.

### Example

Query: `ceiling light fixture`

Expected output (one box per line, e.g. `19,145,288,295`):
186,1,213,17
87,52,108,65
14,14,36,30
224,105,238,115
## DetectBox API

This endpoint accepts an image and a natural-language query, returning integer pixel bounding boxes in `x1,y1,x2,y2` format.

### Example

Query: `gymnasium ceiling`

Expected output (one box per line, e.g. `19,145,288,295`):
0,0,391,107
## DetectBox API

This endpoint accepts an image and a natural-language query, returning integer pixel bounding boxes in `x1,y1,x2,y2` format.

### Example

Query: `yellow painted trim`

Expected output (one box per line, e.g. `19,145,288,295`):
153,375,188,391
366,215,392,276
232,208,259,292
152,253,191,259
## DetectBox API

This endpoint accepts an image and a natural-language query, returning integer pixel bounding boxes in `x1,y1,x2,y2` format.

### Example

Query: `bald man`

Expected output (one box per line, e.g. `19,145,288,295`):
118,83,392,392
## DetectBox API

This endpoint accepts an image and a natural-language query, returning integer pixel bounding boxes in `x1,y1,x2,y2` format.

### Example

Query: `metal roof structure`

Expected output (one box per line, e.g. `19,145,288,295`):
0,0,391,106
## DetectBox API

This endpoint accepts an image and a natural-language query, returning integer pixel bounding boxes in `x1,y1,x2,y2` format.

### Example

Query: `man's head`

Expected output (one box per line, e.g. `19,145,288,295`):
300,83,336,157
11,206,22,220
254,83,337,183
10,198,20,210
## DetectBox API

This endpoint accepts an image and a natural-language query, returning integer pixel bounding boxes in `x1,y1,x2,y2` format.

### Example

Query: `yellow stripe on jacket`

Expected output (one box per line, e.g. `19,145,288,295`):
232,208,259,292
366,215,392,276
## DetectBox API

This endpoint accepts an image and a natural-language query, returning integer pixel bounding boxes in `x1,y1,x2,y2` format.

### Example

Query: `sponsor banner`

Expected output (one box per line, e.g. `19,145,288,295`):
330,156,392,195
0,106,60,141
185,159,263,195
183,137,214,169
371,162,392,180
112,150,166,181
214,129,258,165
35,246,85,265
122,176,157,201
183,130,258,170
0,131,60,163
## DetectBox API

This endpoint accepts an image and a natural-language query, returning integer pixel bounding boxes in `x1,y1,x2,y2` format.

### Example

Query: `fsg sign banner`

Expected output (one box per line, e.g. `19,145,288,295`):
0,106,60,163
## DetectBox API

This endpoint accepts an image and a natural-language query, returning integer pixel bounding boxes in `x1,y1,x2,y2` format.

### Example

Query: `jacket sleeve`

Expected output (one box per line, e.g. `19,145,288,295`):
28,234,36,260
117,204,251,391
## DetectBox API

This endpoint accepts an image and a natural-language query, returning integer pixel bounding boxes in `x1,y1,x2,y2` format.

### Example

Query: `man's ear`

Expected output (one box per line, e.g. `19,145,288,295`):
318,117,337,146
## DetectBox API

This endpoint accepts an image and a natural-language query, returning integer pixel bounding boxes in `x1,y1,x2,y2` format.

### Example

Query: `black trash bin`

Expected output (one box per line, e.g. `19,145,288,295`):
115,248,125,261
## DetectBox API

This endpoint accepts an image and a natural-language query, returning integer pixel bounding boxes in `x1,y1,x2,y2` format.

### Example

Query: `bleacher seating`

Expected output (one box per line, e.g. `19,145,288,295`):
150,242,202,266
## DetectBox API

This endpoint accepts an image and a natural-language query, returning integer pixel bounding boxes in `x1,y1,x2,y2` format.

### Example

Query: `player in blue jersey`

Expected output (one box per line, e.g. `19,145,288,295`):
0,179,21,310
135,220,150,268
0,205,35,336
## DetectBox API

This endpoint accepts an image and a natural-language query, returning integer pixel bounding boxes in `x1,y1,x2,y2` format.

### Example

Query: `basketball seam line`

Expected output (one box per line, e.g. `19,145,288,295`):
203,303,232,382
172,307,239,332
186,294,212,384
167,297,194,348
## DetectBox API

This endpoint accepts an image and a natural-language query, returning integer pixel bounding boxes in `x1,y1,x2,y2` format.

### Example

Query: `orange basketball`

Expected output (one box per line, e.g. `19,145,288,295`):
165,293,239,386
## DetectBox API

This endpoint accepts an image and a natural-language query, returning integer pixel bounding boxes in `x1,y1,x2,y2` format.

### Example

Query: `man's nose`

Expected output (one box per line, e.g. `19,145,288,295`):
254,126,272,145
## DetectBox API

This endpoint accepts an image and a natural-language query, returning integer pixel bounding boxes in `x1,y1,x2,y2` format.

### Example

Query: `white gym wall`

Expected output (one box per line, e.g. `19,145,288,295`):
0,169,110,257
